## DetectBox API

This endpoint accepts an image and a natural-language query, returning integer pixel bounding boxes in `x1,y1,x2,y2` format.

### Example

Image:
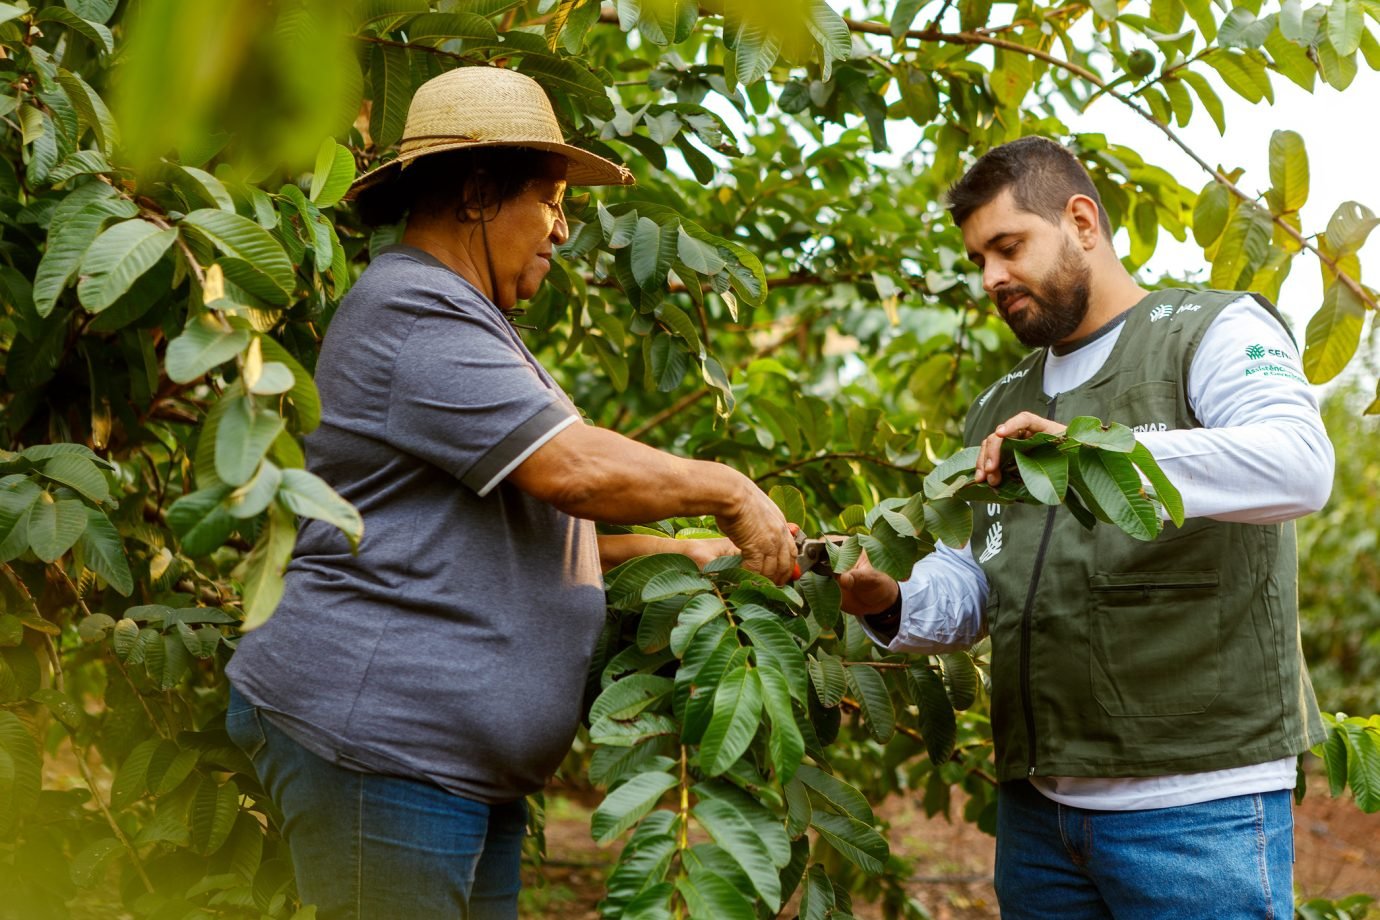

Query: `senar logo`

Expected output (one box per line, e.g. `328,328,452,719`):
1245,344,1266,360
1150,304,1175,322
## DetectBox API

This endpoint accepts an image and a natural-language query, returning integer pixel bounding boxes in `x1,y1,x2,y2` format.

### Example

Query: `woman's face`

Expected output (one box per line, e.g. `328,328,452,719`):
482,159,569,310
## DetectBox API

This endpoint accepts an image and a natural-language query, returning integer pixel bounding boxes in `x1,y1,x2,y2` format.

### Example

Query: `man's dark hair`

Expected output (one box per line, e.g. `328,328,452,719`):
354,146,562,227
945,136,1113,240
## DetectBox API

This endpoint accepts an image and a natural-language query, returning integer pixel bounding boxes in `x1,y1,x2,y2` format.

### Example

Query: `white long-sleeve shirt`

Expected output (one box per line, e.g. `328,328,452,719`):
884,295,1334,810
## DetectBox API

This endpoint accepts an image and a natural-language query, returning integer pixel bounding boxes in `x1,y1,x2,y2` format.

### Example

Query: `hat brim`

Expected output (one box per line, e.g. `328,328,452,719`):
345,139,635,200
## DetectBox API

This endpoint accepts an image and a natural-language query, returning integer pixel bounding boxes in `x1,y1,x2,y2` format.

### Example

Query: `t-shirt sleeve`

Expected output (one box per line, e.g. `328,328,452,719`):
385,294,577,496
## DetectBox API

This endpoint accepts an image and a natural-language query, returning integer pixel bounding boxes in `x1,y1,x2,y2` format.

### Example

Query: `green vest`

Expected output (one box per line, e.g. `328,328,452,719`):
963,289,1325,781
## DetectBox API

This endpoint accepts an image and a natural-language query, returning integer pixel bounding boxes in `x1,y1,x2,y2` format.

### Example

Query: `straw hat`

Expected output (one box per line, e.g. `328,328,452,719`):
347,66,634,198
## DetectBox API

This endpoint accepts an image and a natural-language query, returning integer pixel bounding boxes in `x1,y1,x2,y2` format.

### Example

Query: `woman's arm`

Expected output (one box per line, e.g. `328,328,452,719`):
597,534,738,573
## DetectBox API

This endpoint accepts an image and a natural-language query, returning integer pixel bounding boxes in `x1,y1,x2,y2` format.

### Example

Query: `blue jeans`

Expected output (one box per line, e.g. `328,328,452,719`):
995,780,1294,919
226,687,526,920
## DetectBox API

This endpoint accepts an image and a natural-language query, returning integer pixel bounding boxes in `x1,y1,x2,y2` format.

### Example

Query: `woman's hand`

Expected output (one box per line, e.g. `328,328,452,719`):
679,536,739,570
714,485,796,585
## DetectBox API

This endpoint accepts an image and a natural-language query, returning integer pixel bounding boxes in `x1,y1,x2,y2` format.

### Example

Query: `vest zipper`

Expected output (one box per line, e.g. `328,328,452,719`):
1020,393,1059,776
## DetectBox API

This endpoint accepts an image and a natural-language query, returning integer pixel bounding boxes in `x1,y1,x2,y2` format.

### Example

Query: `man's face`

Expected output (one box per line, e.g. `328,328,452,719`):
960,188,1092,348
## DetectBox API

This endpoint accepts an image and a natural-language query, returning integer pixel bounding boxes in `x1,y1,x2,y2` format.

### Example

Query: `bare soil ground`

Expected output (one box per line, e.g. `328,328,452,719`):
521,777,1380,919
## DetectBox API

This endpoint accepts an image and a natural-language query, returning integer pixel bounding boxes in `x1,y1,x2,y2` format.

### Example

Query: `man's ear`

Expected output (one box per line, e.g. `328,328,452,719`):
1065,194,1103,249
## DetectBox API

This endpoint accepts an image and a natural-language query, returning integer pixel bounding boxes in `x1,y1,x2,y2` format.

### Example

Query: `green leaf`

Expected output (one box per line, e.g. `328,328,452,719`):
669,592,727,655
809,810,888,875
1071,447,1161,541
805,0,852,81
699,666,763,776
191,777,240,855
35,6,113,53
32,193,139,318
1218,8,1273,47
167,486,235,557
1303,282,1366,384
794,763,871,822
241,504,297,629
757,665,804,782
1205,50,1273,103
407,12,498,43
807,651,848,707
39,454,109,503
258,336,322,433
0,711,41,834
845,664,895,743
110,738,159,810
1322,720,1350,797
310,138,356,208
181,209,296,305
76,220,178,314
1326,200,1380,254
607,552,701,608
910,664,957,765
165,314,250,384
77,506,132,595
277,469,363,550
1193,181,1232,247
738,614,807,703
890,0,925,38
940,652,978,710
692,797,782,908
923,497,973,549
1180,70,1226,134
1012,446,1067,505
676,225,727,275
591,770,678,845
641,569,713,602
69,837,122,888
1328,0,1366,55
1268,130,1309,214
590,674,675,724
228,459,283,519
215,397,286,487
631,216,670,289
367,42,411,150
1129,443,1185,526
26,494,88,562
675,872,756,920
1341,719,1380,812
1064,417,1136,452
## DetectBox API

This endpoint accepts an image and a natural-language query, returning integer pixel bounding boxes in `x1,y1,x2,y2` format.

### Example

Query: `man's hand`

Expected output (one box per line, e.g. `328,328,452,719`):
974,411,1068,487
836,552,900,617
715,485,795,585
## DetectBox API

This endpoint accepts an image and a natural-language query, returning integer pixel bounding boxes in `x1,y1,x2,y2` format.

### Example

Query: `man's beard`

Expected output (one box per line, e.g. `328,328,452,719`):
996,239,1092,348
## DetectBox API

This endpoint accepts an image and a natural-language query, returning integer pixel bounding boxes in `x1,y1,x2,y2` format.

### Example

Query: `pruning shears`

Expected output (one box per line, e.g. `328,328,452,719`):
791,526,836,580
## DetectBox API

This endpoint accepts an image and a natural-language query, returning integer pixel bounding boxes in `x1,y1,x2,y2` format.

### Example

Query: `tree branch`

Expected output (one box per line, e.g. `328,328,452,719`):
840,17,1379,314
754,451,923,484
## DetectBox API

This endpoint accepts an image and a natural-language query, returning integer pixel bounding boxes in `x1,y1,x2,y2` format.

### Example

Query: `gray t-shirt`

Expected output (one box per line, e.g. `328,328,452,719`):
227,245,606,803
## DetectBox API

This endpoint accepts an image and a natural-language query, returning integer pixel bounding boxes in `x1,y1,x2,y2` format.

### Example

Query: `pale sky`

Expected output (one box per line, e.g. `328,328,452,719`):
1062,65,1380,332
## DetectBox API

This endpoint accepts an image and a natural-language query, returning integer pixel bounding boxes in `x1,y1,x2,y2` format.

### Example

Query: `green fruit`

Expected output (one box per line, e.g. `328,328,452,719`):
1126,49,1156,78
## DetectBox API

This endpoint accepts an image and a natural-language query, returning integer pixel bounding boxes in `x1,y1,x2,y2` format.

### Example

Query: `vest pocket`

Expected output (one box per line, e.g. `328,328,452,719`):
1088,571,1221,717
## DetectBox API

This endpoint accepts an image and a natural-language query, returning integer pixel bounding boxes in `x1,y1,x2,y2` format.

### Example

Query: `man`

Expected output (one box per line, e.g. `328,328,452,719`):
838,136,1333,918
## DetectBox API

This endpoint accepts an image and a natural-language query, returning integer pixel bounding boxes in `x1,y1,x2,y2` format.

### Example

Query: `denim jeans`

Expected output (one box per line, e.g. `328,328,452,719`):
226,687,526,920
994,779,1294,919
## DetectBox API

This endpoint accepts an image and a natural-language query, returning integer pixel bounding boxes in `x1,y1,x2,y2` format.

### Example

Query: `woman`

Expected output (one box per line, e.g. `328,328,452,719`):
225,67,794,918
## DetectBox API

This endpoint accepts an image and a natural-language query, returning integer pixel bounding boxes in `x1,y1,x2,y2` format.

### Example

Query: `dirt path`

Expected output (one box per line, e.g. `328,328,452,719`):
522,782,1380,918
